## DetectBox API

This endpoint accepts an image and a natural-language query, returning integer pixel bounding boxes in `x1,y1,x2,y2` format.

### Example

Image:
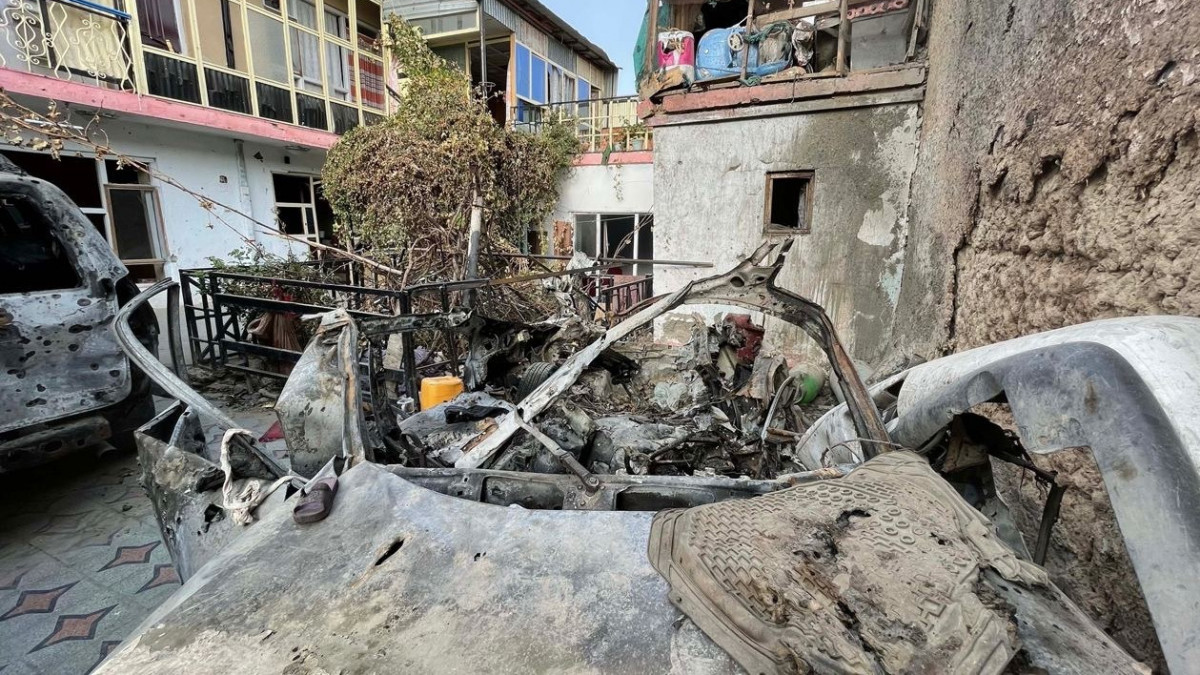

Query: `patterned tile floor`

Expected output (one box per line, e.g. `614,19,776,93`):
0,448,179,674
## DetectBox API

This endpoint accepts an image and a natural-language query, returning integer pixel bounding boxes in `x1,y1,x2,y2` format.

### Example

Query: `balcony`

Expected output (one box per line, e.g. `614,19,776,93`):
513,95,653,154
0,0,137,89
639,0,928,114
0,0,390,135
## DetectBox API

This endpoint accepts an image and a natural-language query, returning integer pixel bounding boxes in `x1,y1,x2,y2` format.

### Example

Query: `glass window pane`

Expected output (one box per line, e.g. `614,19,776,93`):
530,55,546,103
248,11,288,82
324,10,351,98
573,214,597,257
108,188,161,260
515,44,530,99
291,21,323,90
197,0,238,67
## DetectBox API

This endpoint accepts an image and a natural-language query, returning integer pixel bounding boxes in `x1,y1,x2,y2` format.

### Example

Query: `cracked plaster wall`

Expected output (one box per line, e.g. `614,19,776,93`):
653,103,921,366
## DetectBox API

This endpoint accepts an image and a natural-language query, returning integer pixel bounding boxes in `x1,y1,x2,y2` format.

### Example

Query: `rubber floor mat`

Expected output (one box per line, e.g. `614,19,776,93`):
648,452,1145,674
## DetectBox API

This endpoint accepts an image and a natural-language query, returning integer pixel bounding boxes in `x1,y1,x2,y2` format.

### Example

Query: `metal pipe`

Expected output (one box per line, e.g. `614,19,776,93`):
465,190,483,307
165,282,188,383
1034,482,1066,566
487,252,713,267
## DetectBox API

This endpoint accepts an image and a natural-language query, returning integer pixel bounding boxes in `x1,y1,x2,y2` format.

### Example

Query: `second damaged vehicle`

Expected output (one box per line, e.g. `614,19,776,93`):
101,245,1164,674
0,157,157,472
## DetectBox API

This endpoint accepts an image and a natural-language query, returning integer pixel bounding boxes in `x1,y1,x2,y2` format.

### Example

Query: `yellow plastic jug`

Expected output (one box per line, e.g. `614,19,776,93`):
420,375,464,410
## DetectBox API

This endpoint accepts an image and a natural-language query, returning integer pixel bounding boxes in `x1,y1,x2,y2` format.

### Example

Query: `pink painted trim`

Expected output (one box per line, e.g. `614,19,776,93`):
574,150,653,166
640,66,926,125
2,69,339,149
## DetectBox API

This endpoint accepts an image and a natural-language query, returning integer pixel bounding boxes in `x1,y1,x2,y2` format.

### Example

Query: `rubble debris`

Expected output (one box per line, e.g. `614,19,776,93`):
452,242,890,475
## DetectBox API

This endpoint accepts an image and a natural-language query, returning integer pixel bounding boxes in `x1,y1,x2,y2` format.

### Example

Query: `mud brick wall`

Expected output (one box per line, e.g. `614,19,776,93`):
894,1,1200,669
894,0,1199,361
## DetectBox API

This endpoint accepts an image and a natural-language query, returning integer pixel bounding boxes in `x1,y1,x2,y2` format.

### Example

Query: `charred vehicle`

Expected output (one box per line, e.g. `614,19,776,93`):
0,156,157,471
99,244,1183,673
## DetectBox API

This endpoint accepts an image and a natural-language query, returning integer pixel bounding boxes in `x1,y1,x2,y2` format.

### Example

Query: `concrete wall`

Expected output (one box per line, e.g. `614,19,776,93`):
652,102,921,366
897,0,1200,361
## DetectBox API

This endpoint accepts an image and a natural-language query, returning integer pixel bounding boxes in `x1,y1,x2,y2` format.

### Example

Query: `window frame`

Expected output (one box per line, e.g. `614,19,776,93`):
272,172,332,244
103,183,169,281
572,212,655,276
763,170,814,235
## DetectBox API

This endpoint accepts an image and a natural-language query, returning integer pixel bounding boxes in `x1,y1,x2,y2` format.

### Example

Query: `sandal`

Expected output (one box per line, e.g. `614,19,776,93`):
292,477,338,525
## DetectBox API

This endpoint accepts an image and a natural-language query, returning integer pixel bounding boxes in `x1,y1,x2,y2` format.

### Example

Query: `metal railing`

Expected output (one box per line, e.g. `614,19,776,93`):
0,0,390,134
512,95,652,153
0,0,136,89
178,254,707,408
595,275,653,317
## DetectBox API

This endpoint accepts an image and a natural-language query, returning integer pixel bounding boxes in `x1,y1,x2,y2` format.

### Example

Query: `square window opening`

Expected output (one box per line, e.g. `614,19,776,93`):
765,172,812,233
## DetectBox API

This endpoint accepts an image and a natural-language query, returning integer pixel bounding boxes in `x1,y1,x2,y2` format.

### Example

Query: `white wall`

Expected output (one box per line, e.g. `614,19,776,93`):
651,103,922,366
89,116,328,276
544,161,654,239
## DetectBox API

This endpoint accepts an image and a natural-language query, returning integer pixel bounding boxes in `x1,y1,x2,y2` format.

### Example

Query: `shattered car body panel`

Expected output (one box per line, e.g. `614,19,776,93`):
0,162,155,468
100,461,743,674
796,316,1200,674
107,252,1153,673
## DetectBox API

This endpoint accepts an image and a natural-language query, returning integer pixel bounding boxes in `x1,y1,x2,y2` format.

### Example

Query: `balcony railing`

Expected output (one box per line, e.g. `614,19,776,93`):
0,0,390,136
512,95,652,153
0,0,136,89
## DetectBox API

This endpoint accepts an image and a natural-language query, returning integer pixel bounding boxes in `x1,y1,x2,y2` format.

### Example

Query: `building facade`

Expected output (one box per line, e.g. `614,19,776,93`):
638,0,925,368
386,0,658,292
1,0,641,288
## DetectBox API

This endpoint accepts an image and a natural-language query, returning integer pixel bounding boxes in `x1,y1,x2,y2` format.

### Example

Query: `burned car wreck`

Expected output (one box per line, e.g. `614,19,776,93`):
0,156,158,472
97,244,1179,673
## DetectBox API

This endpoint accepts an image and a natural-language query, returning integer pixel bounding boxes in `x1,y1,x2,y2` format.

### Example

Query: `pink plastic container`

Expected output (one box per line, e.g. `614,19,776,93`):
657,30,696,80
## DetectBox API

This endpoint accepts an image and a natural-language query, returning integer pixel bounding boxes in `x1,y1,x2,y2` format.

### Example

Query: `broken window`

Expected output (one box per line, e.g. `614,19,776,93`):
104,160,167,283
764,171,813,233
573,213,655,276
105,185,167,283
0,195,82,293
273,173,335,246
